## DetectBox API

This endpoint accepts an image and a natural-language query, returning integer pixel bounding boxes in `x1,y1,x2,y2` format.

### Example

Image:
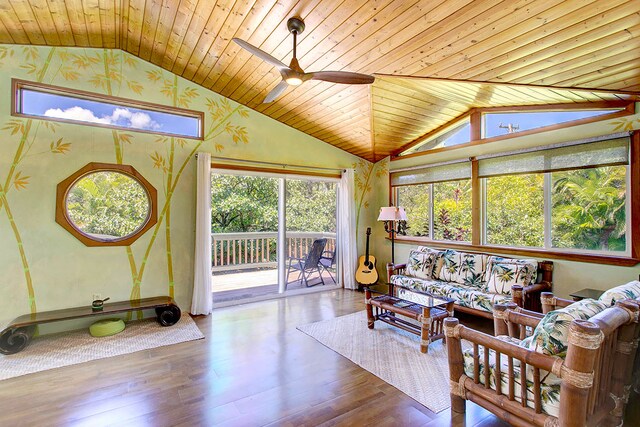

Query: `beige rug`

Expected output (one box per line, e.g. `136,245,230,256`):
298,311,460,413
0,315,204,381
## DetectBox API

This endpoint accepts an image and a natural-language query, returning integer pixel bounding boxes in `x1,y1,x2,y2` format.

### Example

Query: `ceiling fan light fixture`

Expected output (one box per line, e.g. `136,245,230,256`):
285,76,303,86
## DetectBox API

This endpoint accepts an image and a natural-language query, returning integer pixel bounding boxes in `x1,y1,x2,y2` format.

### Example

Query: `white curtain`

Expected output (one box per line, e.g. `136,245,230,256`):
191,152,212,315
338,169,358,290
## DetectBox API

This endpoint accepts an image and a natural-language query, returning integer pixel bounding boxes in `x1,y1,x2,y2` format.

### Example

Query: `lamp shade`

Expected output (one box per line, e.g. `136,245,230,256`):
378,206,407,221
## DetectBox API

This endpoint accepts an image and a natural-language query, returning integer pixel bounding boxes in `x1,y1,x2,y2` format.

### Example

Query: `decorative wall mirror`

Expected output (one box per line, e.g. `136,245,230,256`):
56,163,157,246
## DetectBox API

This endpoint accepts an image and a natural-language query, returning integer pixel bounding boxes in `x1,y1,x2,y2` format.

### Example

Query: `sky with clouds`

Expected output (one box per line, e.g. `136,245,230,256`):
21,89,200,138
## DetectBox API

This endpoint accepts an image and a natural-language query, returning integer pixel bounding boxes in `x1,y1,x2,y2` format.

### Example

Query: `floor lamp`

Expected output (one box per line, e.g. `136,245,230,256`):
377,206,407,265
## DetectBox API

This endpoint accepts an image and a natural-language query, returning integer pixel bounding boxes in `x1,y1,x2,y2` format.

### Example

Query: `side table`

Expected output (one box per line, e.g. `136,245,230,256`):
569,288,604,301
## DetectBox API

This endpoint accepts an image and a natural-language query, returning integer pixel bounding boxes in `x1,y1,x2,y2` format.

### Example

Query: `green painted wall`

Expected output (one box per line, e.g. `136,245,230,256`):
371,105,640,298
0,45,372,330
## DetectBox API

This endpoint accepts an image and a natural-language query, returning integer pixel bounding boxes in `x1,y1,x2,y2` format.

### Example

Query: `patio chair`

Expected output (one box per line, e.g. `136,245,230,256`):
286,238,327,289
319,250,336,283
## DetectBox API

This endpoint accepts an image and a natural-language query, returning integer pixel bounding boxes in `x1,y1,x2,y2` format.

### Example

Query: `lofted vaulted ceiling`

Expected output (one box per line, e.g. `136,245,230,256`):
0,0,639,161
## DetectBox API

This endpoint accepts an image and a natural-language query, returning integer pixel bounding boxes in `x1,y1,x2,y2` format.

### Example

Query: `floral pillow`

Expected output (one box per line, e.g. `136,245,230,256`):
485,256,537,295
405,249,439,280
436,249,488,289
599,280,640,306
521,298,607,357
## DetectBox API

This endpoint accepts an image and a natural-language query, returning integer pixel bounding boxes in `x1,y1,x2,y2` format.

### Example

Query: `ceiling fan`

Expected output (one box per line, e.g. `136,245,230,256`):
232,17,375,103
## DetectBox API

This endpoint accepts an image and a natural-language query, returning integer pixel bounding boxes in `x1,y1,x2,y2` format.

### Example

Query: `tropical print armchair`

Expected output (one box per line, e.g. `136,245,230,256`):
447,298,640,427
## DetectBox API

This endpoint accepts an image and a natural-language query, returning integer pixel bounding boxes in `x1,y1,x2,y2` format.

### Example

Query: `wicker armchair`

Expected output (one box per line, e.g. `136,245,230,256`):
445,298,640,427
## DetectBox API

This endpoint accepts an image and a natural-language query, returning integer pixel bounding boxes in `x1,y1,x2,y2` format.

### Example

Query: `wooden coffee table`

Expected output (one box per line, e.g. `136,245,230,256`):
365,283,454,353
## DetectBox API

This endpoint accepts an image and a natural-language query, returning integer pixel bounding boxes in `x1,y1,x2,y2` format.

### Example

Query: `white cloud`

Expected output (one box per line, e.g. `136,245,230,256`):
44,106,161,131
44,106,111,125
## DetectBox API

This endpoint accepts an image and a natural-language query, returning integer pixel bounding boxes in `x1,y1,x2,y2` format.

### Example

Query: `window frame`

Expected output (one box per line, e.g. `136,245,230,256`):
394,101,635,159
479,166,631,256
391,131,640,266
12,79,205,140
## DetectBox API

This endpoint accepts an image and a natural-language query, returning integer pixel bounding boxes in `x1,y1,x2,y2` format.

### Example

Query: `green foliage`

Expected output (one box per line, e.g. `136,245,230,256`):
397,184,430,236
66,172,149,238
286,180,337,232
210,174,278,232
552,166,626,251
210,175,337,233
486,174,544,247
433,180,472,241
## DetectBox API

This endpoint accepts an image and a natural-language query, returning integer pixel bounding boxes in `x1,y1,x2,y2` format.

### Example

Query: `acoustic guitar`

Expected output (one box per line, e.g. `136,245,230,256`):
355,227,379,287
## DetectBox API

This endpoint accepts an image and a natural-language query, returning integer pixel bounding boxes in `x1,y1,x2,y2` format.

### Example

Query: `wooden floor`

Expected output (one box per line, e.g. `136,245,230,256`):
0,288,515,427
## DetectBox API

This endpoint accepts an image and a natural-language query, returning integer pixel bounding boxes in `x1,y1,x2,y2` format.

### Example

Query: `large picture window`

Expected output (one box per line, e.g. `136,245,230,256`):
392,132,634,261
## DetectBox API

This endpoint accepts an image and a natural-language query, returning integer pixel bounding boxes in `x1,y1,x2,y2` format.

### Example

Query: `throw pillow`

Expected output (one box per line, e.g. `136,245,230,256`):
522,298,607,357
405,249,439,280
599,280,640,306
485,256,537,295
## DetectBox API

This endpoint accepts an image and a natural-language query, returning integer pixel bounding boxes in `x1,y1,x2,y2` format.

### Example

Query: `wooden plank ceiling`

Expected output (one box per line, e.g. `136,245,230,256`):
0,0,639,161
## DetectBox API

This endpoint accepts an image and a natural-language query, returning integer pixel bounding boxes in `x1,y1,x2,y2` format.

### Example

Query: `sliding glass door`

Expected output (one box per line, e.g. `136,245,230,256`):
211,173,279,303
284,178,338,292
211,170,340,303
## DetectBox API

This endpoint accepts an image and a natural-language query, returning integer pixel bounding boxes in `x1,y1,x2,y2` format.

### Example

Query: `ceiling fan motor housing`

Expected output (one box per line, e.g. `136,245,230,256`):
287,17,305,35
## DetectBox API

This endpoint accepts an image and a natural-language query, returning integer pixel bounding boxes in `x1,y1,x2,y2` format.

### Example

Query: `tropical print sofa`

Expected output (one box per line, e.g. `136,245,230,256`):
386,246,553,317
446,290,640,427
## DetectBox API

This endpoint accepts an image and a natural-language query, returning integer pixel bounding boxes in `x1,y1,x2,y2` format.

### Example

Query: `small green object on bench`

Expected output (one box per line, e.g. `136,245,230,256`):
89,318,126,337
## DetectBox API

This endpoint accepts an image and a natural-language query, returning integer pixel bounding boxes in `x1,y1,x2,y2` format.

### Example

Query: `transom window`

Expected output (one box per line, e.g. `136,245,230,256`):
13,79,203,139
403,118,470,155
483,109,623,138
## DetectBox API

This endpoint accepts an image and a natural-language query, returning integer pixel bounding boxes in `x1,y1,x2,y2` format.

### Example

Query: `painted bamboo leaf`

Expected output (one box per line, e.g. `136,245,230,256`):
0,46,14,61
22,47,39,61
88,74,108,90
13,171,30,190
61,68,80,81
127,81,144,95
150,151,167,171
147,70,162,83
119,133,134,144
20,63,38,76
43,121,59,133
50,138,71,154
610,118,635,131
2,119,25,136
123,56,137,68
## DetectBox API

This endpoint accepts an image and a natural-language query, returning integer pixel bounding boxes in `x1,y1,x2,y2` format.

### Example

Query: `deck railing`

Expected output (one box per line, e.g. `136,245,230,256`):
211,231,336,272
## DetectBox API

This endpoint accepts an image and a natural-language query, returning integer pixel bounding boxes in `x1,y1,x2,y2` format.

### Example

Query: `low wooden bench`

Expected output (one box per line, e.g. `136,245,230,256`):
0,296,181,355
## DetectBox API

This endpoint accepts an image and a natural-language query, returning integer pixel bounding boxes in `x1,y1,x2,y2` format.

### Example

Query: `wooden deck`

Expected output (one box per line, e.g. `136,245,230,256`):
212,267,336,303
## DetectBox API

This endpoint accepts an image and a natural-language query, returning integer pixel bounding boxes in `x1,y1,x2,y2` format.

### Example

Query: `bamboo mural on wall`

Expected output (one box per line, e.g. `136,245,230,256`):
0,46,249,320
353,157,388,242
0,47,73,317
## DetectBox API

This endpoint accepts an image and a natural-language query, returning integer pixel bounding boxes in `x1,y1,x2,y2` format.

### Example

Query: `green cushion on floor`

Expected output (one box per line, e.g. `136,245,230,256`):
89,318,125,337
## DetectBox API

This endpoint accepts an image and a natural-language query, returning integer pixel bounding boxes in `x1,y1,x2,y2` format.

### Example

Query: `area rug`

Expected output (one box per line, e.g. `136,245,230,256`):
298,311,462,413
0,315,204,381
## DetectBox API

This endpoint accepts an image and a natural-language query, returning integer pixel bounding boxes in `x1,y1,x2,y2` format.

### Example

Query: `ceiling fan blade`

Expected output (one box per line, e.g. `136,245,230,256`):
308,71,375,84
263,80,289,103
232,38,289,71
